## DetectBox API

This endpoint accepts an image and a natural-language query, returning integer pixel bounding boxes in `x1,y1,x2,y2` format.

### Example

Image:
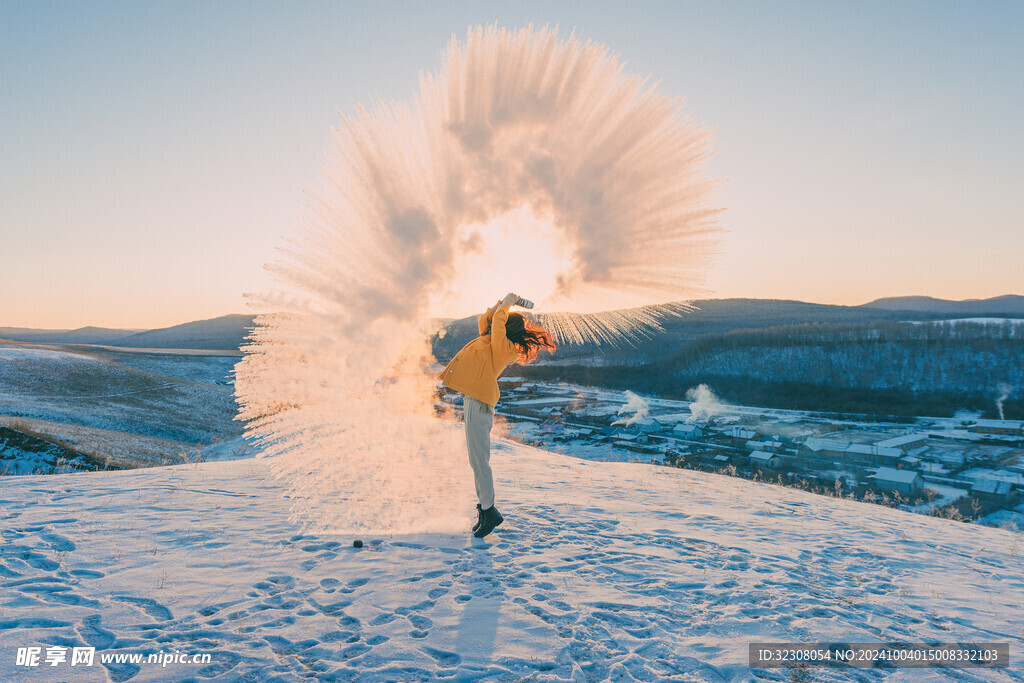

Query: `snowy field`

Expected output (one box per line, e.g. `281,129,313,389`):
0,342,243,466
2,434,1022,682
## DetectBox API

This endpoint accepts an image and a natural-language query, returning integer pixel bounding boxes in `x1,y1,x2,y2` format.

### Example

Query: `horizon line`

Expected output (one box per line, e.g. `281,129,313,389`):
2,293,1023,332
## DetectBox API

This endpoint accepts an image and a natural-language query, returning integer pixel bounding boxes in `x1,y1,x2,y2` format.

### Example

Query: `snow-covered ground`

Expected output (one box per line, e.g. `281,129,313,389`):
0,344,240,443
0,416,255,472
962,469,1024,488
902,484,969,514
980,509,1024,531
2,434,1022,682
0,342,244,467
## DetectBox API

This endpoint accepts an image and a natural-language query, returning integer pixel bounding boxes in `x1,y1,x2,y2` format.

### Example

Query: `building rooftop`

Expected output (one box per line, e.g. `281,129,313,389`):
876,434,926,449
974,419,1024,430
803,438,901,459
971,480,1013,495
746,439,784,449
846,443,903,458
803,437,849,452
749,450,778,462
871,467,921,484
674,423,703,432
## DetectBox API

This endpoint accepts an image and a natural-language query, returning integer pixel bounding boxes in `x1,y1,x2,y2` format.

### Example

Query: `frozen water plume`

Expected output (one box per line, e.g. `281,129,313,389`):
234,25,722,533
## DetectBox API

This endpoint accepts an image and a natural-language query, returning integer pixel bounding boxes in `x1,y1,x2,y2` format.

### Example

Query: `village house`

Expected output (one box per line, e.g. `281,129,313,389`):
723,426,757,441
745,439,786,454
749,450,781,468
632,417,663,433
969,419,1024,437
673,423,705,439
970,479,1013,505
801,438,903,468
539,418,565,434
870,467,923,494
613,430,649,445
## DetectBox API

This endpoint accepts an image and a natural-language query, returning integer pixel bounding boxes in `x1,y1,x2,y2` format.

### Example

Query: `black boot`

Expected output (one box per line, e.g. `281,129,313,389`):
472,504,482,532
473,506,504,538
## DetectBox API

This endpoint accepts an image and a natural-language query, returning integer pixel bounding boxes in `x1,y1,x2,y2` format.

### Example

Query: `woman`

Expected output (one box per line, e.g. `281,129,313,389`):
439,292,556,538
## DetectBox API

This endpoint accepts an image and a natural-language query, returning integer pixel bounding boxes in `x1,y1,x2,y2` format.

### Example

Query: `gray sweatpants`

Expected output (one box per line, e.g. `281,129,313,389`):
463,396,495,509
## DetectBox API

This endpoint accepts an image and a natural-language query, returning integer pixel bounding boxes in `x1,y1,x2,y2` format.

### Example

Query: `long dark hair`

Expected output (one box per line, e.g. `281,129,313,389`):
488,312,556,364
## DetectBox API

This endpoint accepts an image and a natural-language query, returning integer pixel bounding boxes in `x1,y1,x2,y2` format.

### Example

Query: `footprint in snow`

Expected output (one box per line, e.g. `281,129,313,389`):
70,569,104,579
407,614,432,630
370,613,398,626
421,646,461,667
111,595,173,621
39,532,76,552
77,614,116,649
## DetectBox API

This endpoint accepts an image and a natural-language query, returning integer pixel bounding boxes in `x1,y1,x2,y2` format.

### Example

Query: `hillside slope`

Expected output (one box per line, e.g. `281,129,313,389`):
1,436,1020,681
114,314,255,350
0,343,241,445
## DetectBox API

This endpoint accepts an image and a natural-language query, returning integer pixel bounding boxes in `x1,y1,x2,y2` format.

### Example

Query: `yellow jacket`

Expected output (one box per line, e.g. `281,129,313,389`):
438,304,519,407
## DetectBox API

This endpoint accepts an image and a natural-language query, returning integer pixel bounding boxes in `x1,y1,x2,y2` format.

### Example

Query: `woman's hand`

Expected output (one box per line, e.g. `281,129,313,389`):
501,292,519,307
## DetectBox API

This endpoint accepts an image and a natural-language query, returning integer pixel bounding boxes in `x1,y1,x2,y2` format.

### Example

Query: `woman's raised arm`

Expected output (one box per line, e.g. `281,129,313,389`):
479,299,502,335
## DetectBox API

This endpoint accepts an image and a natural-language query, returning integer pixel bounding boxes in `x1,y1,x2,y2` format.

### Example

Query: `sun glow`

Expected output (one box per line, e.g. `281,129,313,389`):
430,204,575,319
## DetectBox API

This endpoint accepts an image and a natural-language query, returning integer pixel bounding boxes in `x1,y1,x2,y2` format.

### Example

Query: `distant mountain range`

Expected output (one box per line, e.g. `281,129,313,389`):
1,295,1020,351
0,326,146,345
860,294,1024,315
434,295,1024,362
0,315,256,351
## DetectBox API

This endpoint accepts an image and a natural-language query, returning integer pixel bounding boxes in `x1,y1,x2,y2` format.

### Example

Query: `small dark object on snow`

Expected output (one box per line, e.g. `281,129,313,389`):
353,540,363,548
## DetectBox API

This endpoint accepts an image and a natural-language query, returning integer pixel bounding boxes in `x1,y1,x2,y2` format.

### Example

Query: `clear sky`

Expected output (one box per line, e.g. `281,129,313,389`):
2,0,1022,329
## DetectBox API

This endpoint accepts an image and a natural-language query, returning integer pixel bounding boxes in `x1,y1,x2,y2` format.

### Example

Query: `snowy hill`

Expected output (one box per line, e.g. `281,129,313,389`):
114,315,255,351
0,342,246,469
1,436,1021,681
